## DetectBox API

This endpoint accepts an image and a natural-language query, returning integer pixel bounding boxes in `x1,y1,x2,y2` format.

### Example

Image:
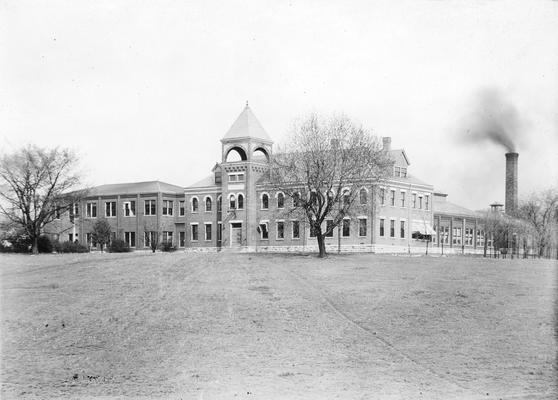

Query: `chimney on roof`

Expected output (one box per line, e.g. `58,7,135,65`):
382,137,391,152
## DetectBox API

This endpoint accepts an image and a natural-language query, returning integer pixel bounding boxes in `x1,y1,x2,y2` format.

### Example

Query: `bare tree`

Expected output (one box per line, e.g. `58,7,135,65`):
269,114,392,257
0,145,85,254
91,218,112,252
518,189,558,258
143,221,160,253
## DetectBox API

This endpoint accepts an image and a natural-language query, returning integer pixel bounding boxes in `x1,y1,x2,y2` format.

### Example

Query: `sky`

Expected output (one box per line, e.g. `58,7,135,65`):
1,0,557,210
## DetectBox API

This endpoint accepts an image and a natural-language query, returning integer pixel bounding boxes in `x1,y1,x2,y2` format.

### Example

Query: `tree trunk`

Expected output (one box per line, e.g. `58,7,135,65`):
317,233,327,258
32,235,39,254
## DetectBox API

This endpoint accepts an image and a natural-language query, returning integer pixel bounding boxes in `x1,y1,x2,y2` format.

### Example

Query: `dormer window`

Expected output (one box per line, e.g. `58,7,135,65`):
394,166,407,178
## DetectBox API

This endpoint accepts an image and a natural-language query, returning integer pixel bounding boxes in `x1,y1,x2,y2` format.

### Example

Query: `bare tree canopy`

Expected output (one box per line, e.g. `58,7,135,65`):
518,189,558,258
0,145,85,254
269,113,392,257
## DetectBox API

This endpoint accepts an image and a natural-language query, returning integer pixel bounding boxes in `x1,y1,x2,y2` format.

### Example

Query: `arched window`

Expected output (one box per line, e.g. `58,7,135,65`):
277,192,285,208
205,197,212,212
292,192,301,207
229,194,236,210
225,146,247,162
192,197,199,212
360,188,367,205
261,193,269,209
217,196,222,212
237,194,244,209
343,190,350,206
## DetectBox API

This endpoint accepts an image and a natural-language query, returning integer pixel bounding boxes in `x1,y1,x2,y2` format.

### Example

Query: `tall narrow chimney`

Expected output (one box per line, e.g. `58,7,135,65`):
382,137,391,152
505,152,518,215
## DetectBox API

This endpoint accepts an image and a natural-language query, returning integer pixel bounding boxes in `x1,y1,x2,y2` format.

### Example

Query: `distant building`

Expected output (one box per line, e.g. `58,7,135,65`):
49,104,484,254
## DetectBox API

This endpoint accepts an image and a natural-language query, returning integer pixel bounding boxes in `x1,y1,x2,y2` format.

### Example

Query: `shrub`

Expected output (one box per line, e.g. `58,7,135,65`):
160,241,176,252
3,234,31,253
109,239,131,253
54,241,89,253
38,235,53,253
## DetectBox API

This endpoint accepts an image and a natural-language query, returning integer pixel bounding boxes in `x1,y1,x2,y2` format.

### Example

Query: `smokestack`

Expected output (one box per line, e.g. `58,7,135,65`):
505,152,518,215
382,137,391,152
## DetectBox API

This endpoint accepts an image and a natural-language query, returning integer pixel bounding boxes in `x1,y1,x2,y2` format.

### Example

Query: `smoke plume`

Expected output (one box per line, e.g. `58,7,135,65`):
461,88,523,152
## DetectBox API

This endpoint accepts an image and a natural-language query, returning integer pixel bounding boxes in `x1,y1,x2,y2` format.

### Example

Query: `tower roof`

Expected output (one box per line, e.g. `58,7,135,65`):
222,104,272,142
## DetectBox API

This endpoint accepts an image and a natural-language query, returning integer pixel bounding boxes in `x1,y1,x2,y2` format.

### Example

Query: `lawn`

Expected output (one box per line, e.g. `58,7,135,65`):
1,252,556,399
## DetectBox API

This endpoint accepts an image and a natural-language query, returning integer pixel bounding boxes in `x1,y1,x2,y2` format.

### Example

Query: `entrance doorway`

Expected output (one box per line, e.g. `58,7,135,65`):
230,222,242,247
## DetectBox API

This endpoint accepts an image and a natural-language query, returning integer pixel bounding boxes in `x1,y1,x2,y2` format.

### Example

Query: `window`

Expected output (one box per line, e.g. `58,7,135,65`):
425,195,430,211
476,230,485,247
124,231,136,247
145,200,156,216
277,221,284,239
390,190,395,206
293,192,301,207
400,221,405,238
412,194,417,208
277,192,285,208
179,231,185,247
292,221,300,239
380,188,385,206
191,224,198,241
205,223,212,241
394,166,401,177
401,167,407,178
418,196,423,209
259,223,268,239
400,192,405,207
326,220,334,237
261,193,269,209
86,232,97,247
453,227,462,245
465,228,473,246
390,220,395,238
343,190,350,206
358,218,367,237
162,231,173,244
229,194,236,209
217,196,222,212
379,218,385,237
86,202,97,218
217,223,222,242
432,225,437,244
179,201,185,216
105,201,116,217
144,231,157,248
191,198,198,212
162,200,173,216
124,201,136,217
342,219,350,237
237,194,244,209
205,197,212,212
360,188,367,205
441,226,449,244
228,173,245,182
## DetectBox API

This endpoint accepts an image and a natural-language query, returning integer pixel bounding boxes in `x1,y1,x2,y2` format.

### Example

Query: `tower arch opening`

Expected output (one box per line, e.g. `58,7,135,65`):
252,147,269,162
225,146,247,162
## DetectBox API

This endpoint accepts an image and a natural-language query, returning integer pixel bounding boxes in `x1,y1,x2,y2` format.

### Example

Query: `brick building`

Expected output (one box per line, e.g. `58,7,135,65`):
49,104,484,253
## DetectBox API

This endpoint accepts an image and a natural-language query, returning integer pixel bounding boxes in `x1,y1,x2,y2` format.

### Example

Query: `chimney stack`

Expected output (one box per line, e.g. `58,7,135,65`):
382,137,391,152
505,152,518,215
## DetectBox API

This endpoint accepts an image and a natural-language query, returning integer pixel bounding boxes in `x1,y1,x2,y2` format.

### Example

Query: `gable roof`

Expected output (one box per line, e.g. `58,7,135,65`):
389,149,410,166
87,181,184,196
222,104,272,142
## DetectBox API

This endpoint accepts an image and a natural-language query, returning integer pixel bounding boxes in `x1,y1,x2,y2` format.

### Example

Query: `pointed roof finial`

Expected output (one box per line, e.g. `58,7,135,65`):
246,100,249,108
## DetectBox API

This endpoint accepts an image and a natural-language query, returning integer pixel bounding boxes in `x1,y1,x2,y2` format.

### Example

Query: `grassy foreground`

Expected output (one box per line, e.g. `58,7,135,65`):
1,252,556,399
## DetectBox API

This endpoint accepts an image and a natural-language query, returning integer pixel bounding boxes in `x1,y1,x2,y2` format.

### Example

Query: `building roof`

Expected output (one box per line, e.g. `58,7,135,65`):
87,181,184,196
186,174,218,189
389,149,410,166
389,174,432,188
433,196,479,218
222,104,272,142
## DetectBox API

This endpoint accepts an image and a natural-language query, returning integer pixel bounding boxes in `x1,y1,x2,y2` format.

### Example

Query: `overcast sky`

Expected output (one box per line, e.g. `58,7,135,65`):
1,0,557,210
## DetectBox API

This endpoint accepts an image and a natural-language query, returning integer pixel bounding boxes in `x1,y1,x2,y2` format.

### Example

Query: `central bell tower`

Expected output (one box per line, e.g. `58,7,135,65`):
219,103,273,249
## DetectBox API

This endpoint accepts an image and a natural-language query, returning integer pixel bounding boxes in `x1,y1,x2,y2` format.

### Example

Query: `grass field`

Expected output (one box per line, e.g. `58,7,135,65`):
1,252,556,399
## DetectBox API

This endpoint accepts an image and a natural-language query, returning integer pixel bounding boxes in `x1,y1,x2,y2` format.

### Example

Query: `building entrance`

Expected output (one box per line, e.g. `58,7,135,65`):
230,222,242,247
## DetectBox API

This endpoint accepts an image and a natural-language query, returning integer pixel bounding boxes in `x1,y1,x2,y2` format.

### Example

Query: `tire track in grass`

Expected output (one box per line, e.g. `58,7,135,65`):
278,263,477,394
